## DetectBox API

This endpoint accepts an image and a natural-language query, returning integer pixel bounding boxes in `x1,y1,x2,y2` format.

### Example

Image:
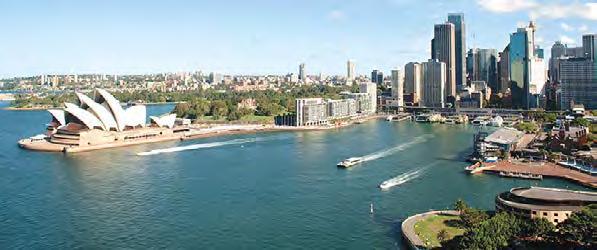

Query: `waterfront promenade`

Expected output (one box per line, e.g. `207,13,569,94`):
482,161,597,188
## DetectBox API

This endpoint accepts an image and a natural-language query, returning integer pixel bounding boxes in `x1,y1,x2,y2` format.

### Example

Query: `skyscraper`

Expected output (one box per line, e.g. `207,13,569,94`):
448,13,466,89
497,45,510,94
432,22,456,101
391,69,404,107
404,62,422,104
421,59,446,108
347,60,355,83
582,34,596,62
299,63,306,81
509,22,536,109
371,70,383,85
559,34,597,110
477,49,498,92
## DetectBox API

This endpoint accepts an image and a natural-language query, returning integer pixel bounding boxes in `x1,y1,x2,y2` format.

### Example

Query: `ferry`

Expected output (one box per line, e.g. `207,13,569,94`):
337,157,363,168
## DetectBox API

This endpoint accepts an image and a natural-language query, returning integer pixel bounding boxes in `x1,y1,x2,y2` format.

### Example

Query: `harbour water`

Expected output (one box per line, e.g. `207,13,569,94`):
0,102,588,248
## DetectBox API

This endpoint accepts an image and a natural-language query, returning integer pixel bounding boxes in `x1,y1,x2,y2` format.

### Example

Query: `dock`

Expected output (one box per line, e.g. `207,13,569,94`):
477,161,597,188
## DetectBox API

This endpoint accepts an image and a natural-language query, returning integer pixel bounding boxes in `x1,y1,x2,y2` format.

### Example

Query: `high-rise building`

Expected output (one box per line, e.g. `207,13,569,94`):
497,45,510,94
466,48,479,84
371,70,383,85
549,41,589,83
476,49,498,92
509,22,537,109
421,59,446,108
209,72,222,84
432,22,456,101
359,82,377,113
299,63,306,81
347,60,356,83
559,34,597,110
404,62,422,104
582,34,596,62
560,59,597,110
448,13,466,89
391,69,404,107
549,41,567,82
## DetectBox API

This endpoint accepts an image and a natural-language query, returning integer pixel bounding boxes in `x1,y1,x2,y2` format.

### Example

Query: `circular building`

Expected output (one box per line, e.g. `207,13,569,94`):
495,186,597,224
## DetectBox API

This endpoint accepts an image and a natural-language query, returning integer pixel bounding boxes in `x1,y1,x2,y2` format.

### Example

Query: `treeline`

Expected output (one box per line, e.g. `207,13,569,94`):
171,84,353,121
11,84,353,120
440,200,596,249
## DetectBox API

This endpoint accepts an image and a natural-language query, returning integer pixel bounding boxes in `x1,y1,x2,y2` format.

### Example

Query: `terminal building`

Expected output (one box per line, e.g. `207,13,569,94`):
496,187,597,224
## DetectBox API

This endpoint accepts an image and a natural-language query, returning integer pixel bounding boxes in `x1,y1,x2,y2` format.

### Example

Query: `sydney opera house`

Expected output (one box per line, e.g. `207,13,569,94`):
19,89,188,152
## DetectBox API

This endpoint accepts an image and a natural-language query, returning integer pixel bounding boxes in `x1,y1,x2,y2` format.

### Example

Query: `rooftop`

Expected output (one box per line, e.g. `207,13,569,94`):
484,127,523,145
511,187,597,203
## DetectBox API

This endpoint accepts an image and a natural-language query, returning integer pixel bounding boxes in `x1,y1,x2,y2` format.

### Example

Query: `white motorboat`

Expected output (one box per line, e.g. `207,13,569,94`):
337,157,363,168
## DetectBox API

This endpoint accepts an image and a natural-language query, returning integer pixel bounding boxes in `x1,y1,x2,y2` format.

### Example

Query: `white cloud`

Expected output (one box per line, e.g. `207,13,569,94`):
327,10,346,21
559,35,577,45
530,3,597,21
477,0,537,13
560,22,573,32
478,1,597,21
578,24,589,32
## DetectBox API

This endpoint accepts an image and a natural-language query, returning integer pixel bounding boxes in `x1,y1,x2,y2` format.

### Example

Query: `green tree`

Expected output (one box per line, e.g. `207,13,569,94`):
192,99,210,117
520,217,554,238
210,100,229,119
555,205,596,247
460,208,489,229
571,118,590,127
437,229,449,244
458,212,520,249
453,199,469,213
173,102,191,118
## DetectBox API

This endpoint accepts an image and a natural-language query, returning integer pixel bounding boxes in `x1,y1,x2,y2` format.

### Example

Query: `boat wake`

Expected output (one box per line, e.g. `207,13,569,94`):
379,162,438,190
137,135,286,156
359,134,433,163
378,168,424,190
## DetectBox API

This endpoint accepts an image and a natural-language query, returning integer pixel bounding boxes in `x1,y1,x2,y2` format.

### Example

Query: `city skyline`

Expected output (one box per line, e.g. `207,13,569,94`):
0,0,596,78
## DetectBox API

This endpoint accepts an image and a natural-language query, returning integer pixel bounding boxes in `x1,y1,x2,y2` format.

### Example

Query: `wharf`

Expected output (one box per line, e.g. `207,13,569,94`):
479,161,597,188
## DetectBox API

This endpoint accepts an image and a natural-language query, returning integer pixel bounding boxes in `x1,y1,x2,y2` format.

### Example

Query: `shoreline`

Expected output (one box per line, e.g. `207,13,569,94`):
18,115,386,153
2,106,52,111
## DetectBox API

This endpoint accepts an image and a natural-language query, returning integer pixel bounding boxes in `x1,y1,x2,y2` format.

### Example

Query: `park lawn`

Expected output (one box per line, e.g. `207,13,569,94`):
414,214,465,248
194,115,274,124
239,115,275,123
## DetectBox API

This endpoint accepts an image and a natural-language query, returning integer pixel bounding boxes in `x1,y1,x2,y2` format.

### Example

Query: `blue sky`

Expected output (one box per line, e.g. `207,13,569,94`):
0,0,595,78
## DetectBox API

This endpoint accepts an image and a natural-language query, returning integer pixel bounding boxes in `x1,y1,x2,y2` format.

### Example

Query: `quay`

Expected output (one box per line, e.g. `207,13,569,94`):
476,161,597,189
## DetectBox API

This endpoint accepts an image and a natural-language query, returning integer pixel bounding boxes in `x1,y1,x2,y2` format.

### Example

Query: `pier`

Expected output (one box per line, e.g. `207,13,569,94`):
477,161,597,188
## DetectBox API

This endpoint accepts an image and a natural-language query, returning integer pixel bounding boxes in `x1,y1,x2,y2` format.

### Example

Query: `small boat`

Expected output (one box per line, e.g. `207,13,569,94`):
337,157,363,168
379,180,394,189
415,114,430,123
472,116,490,126
386,115,394,121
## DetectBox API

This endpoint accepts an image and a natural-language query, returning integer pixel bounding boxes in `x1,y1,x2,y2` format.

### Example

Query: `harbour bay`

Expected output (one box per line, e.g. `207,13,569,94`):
0,102,589,249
